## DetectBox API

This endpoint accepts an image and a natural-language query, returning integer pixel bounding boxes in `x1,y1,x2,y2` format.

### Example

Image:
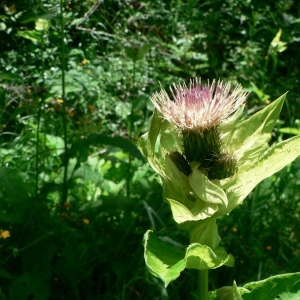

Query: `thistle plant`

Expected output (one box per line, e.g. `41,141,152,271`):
138,78,300,299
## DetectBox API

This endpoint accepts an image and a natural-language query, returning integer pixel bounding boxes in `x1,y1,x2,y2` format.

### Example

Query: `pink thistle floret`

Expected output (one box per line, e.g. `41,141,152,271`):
151,78,248,132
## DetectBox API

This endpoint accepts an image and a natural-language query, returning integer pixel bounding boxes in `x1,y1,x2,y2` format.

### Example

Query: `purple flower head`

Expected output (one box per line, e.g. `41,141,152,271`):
151,78,248,132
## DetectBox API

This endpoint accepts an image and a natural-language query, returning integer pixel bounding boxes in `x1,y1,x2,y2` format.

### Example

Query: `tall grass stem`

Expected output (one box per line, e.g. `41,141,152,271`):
60,0,69,207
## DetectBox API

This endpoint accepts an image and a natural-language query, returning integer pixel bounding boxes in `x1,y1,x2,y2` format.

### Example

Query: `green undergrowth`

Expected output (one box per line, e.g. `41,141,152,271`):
0,0,300,299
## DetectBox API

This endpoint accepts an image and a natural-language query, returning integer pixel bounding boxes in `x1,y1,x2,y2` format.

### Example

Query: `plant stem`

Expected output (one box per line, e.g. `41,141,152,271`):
198,269,208,300
60,0,69,209
126,60,136,198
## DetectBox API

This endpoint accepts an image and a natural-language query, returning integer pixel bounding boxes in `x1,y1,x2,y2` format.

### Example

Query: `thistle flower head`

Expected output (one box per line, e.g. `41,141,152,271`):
151,78,248,132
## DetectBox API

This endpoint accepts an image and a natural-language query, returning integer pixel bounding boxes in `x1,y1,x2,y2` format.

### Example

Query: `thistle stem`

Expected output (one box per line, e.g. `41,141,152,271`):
198,269,208,300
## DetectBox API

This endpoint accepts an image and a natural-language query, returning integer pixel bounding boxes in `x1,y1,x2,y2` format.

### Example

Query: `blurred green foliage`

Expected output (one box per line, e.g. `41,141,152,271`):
0,0,300,299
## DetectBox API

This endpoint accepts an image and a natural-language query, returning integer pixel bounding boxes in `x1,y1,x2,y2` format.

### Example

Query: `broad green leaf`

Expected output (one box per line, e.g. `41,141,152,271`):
228,94,285,168
278,290,300,300
144,230,185,287
163,156,195,211
166,197,218,223
216,281,244,300
144,230,233,287
242,272,300,300
181,218,221,249
219,106,245,141
185,244,233,270
222,135,300,213
209,283,250,300
163,158,225,224
189,167,228,206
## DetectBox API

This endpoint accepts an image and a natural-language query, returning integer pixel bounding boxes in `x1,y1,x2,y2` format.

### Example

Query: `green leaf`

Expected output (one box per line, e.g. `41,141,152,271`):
209,282,250,300
0,71,22,81
166,197,218,223
70,17,85,26
181,218,221,249
279,127,300,135
115,102,131,119
242,272,300,300
278,290,300,300
35,18,50,31
163,157,219,223
227,94,286,170
163,158,227,224
125,43,151,61
137,109,166,176
189,167,228,206
222,135,300,213
0,168,33,223
144,230,233,287
16,30,43,43
270,29,287,53
41,134,65,156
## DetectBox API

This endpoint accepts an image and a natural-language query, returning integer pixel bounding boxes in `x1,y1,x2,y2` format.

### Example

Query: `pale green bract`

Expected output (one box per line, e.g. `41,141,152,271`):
138,93,300,288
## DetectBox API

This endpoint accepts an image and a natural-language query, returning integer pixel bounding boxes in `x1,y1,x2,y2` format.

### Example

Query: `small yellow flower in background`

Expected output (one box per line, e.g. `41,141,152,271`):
266,245,272,251
57,98,64,104
81,58,89,65
232,227,238,233
82,218,90,225
0,230,10,239
87,69,92,74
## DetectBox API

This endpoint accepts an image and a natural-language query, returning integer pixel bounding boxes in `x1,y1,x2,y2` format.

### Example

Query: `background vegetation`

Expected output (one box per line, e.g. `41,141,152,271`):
0,0,300,299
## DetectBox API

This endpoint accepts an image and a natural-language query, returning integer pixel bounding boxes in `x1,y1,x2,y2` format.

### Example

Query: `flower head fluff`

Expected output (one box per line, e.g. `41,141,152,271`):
151,78,247,133
151,78,248,180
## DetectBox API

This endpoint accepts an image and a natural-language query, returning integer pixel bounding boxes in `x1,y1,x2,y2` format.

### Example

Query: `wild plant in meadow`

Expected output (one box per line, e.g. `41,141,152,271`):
138,78,300,299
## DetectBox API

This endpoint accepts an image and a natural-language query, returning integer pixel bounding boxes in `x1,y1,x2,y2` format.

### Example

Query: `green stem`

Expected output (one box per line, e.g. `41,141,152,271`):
198,269,208,300
126,60,136,198
60,0,69,208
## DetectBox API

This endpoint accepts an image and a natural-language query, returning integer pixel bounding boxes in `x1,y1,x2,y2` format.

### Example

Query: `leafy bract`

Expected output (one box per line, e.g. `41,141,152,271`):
226,94,285,170
219,135,300,214
144,230,233,287
278,290,300,300
189,167,227,206
180,218,221,249
242,272,300,300
209,272,300,300
163,157,222,223
209,281,248,300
